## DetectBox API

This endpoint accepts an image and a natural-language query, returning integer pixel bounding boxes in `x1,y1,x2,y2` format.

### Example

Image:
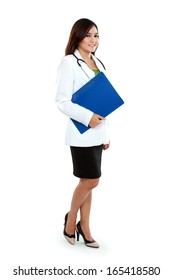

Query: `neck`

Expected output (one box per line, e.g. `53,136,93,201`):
78,49,92,61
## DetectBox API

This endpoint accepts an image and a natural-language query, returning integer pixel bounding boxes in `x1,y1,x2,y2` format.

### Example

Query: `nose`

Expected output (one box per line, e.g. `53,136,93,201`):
90,36,96,43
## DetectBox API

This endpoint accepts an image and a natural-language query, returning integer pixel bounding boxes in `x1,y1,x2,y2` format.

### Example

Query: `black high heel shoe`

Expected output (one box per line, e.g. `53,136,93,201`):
63,213,75,245
76,221,99,248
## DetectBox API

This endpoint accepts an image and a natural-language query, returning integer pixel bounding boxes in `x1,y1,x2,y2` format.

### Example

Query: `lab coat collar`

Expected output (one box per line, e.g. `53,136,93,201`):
74,49,103,79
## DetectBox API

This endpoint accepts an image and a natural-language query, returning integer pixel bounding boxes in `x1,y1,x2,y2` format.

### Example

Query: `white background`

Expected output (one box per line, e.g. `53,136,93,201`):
0,0,172,279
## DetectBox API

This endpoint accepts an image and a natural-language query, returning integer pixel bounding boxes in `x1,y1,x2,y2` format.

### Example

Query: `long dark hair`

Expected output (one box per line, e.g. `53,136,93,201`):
65,18,98,55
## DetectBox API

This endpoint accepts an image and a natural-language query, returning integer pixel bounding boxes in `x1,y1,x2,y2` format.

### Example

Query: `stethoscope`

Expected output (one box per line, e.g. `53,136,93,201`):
73,53,106,78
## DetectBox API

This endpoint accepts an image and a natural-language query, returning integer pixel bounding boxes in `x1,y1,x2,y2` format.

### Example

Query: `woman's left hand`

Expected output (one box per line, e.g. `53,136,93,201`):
102,143,110,150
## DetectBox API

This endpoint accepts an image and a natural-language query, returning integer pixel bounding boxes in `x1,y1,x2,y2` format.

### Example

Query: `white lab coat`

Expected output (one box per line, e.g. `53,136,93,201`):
55,49,109,147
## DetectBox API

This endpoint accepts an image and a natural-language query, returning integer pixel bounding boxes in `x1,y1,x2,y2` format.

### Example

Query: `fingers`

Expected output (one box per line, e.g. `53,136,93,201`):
89,114,106,128
103,141,110,150
98,115,106,120
103,144,110,150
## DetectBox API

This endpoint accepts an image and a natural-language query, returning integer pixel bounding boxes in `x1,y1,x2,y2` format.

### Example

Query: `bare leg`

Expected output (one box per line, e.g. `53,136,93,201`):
80,191,93,240
65,178,99,235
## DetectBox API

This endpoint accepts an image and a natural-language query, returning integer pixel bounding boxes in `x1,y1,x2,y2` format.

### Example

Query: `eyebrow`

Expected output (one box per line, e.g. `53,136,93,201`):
86,32,99,35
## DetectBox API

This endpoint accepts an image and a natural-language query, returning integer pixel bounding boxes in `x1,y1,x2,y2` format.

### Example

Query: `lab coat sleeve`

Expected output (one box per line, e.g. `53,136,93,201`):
55,58,93,127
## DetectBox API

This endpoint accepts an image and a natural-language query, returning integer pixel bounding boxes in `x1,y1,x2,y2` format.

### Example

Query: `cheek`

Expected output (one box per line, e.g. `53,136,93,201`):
79,39,88,48
96,41,99,47
83,38,90,44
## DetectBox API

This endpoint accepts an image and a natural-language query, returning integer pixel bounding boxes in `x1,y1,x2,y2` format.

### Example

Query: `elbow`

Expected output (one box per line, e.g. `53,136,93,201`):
55,94,67,110
55,100,64,113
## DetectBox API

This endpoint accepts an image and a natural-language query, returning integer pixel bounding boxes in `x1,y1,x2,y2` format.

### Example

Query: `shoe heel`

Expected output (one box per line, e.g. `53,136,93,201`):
76,230,80,241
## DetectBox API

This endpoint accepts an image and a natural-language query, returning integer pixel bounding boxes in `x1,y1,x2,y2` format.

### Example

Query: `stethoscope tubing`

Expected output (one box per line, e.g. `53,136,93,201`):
72,53,106,78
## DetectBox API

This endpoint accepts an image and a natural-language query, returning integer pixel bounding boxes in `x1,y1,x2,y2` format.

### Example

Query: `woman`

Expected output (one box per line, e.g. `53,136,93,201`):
55,18,110,248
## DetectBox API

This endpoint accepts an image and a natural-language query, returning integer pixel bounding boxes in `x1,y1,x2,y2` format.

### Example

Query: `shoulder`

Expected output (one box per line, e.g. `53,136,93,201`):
60,54,75,64
57,55,76,73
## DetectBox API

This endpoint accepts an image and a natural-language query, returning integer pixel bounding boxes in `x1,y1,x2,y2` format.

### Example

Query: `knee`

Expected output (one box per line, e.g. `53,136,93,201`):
85,178,100,190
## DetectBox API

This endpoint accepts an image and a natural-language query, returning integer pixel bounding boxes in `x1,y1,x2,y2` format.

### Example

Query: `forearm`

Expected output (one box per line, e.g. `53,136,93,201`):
56,100,93,127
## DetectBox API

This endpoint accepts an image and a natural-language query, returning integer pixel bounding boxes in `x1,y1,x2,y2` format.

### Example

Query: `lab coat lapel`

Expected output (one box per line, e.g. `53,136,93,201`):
74,49,95,80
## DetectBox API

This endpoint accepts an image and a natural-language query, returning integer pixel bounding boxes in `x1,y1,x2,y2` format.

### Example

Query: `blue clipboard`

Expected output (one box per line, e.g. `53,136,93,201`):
71,72,124,134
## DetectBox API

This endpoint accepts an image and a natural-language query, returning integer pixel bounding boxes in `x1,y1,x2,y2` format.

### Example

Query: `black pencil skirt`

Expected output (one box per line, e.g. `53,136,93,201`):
70,144,103,179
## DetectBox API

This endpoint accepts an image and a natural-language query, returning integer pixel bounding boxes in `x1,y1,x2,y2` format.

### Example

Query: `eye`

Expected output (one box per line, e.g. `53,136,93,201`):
85,33,91,37
94,34,99,38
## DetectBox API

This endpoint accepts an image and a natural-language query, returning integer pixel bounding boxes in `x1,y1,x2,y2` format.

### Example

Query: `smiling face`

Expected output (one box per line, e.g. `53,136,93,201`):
78,25,99,55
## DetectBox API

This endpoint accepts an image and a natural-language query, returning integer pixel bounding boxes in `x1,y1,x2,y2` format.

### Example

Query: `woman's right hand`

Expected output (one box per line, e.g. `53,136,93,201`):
89,114,105,128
